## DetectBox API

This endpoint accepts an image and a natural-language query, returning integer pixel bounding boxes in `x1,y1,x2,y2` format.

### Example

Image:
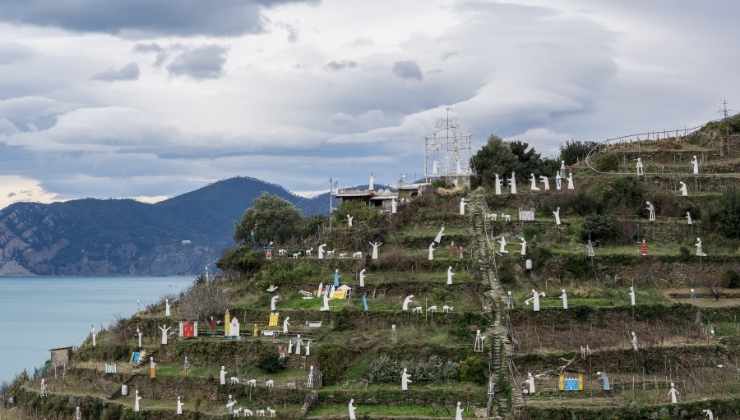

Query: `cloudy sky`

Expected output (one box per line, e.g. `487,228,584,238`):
0,0,737,208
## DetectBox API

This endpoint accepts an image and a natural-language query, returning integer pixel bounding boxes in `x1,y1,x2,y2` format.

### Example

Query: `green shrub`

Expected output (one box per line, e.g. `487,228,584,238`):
559,140,598,165
459,356,487,384
580,214,620,243
367,354,459,384
715,190,740,239
593,152,619,172
678,246,691,261
257,351,287,373
721,270,740,289
217,246,264,274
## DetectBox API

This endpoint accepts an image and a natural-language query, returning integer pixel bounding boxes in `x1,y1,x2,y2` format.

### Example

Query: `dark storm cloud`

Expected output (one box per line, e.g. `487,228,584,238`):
325,60,358,71
392,60,423,81
166,46,228,80
91,62,140,81
0,0,319,37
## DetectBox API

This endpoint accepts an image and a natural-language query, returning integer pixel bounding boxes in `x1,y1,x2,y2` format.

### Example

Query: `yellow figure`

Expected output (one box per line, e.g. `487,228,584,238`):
268,312,279,327
224,309,231,336
253,323,259,337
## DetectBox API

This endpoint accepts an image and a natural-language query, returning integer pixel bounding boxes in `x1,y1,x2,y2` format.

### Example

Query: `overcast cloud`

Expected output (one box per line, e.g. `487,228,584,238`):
0,0,738,208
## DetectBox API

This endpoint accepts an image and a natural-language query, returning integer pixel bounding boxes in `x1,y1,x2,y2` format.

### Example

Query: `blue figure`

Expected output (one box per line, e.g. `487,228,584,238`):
362,294,368,312
333,269,341,287
597,371,610,391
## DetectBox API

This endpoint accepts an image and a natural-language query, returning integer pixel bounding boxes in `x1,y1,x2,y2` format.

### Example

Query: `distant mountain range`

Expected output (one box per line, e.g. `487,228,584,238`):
0,177,329,276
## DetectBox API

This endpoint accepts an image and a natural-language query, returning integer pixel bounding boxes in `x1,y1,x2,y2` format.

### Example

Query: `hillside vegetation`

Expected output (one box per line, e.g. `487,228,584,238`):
3,115,740,419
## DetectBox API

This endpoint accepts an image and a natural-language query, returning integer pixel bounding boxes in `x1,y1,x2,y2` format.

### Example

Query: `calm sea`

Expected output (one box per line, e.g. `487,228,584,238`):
0,276,194,383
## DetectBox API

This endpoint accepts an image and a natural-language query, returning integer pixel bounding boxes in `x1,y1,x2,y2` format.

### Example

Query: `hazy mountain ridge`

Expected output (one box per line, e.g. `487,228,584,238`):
0,177,329,276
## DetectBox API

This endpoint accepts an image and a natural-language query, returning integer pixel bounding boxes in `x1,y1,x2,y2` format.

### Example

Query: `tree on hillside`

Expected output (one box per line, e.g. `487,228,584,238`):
470,136,557,187
716,190,740,239
559,140,598,165
470,136,517,187
234,193,302,245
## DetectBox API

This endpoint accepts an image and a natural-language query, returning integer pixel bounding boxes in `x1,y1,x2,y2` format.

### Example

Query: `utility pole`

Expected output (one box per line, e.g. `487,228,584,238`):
328,177,334,232
719,99,733,157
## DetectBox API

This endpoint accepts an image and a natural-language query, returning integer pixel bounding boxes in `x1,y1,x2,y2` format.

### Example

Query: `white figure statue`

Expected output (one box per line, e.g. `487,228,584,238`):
305,339,311,356
646,201,656,222
401,368,412,391
529,173,540,191
560,160,566,176
459,198,468,215
703,409,714,420
524,289,545,312
455,402,464,420
90,325,97,348
176,396,184,415
391,197,398,214
348,399,357,420
283,317,290,334
347,214,353,228
318,244,327,259
159,325,171,345
519,237,527,256
555,172,562,191
136,327,142,349
473,330,485,352
494,174,502,195
560,289,568,310
271,295,280,312
586,239,595,258
695,237,706,256
307,365,315,389
668,382,680,404
369,173,375,191
134,389,142,412
402,295,415,311
219,366,227,385
226,395,236,414
567,172,575,190
630,331,638,351
165,298,171,317
295,334,302,354
359,269,366,287
75,406,81,420
231,317,240,338
446,266,455,285
525,372,536,394
40,378,47,397
629,286,636,306
553,207,561,226
539,175,550,191
691,155,699,175
636,157,645,176
369,241,382,260
509,171,517,194
428,242,436,261
321,290,330,311
434,226,445,244
686,211,693,225
679,181,688,197
498,236,508,254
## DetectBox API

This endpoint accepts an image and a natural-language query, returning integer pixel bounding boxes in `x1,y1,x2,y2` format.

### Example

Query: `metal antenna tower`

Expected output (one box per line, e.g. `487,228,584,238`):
718,99,735,157
424,108,472,182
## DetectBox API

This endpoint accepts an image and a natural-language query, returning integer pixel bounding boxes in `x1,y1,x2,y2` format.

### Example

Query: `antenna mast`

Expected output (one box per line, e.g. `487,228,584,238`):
424,107,472,183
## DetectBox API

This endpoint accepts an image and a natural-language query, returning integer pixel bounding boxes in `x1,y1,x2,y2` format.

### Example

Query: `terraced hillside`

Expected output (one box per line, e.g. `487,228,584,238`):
3,124,740,419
